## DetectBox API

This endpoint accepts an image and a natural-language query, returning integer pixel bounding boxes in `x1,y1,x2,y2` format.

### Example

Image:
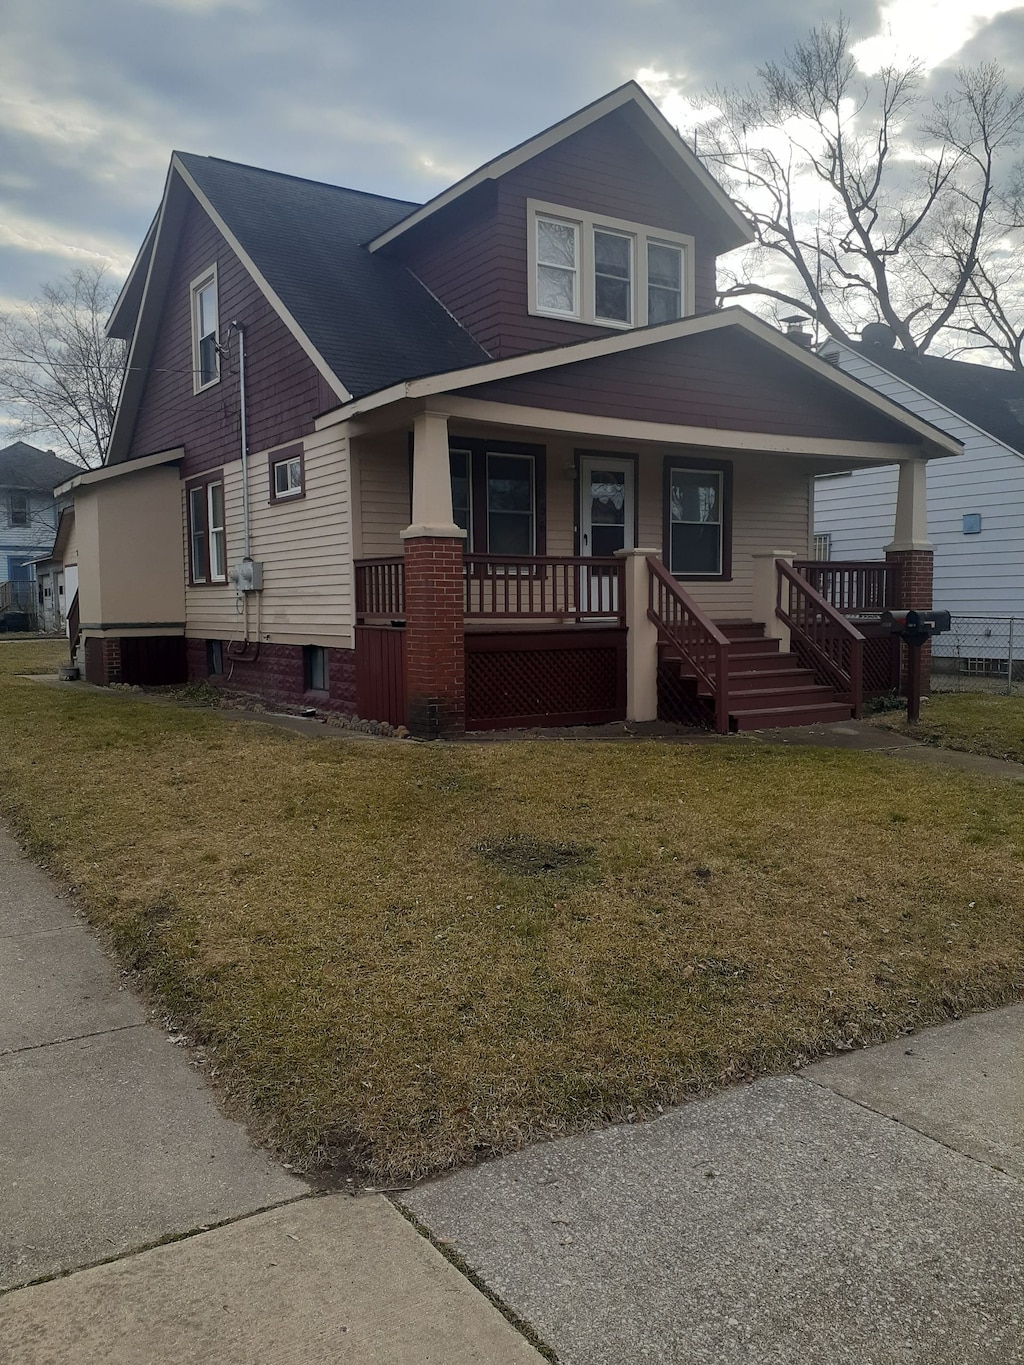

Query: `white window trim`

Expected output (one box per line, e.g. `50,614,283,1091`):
207,482,226,582
535,215,580,319
190,264,220,395
527,199,695,330
272,456,303,499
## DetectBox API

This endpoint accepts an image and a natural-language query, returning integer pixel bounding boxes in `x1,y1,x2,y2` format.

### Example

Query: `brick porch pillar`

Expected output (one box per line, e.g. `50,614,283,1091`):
400,408,466,739
886,458,934,692
101,637,123,685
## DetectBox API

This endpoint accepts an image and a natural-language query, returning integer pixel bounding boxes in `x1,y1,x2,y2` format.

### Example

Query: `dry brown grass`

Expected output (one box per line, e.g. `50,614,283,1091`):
1,669,1023,1181
875,692,1024,764
0,637,69,677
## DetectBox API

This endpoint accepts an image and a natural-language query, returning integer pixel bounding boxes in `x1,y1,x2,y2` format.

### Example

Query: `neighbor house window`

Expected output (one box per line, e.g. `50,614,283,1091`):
664,458,732,579
449,441,545,556
269,445,304,502
529,200,692,328
812,532,832,560
191,267,219,392
9,492,28,528
303,644,328,693
187,476,227,584
536,216,579,317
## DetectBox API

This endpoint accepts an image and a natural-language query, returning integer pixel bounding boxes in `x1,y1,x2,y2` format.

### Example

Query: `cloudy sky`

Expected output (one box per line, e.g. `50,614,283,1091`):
2,0,1023,316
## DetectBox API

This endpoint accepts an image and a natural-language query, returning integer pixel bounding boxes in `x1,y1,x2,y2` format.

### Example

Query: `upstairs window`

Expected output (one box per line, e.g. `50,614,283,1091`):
8,492,28,528
536,216,579,317
191,268,219,392
529,200,692,330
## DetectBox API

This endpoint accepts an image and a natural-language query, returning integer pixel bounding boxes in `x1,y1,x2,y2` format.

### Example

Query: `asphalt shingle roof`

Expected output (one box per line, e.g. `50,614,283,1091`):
855,341,1024,457
175,154,489,399
0,442,79,492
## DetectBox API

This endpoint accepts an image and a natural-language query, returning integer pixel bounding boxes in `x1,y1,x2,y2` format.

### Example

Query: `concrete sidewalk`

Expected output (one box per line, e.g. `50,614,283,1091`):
405,1006,1024,1364
0,825,544,1363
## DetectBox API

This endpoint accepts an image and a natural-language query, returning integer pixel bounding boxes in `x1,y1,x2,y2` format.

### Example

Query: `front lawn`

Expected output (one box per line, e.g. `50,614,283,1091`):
875,692,1024,764
1,646,1023,1181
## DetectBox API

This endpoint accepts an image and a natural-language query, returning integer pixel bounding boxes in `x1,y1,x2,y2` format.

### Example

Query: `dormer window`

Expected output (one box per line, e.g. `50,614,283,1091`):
536,216,579,316
528,200,693,330
191,267,219,393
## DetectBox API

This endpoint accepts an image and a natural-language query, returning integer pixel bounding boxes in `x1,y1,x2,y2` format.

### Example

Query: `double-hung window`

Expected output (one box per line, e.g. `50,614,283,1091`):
188,477,227,584
449,442,544,556
8,492,28,528
664,458,732,580
530,200,691,329
191,267,219,392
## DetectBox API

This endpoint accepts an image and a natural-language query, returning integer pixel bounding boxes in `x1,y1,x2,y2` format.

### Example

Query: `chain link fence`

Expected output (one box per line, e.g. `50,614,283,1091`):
930,615,1024,695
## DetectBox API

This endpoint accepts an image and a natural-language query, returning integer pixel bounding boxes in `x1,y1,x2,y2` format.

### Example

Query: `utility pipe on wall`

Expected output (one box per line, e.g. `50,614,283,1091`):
228,320,251,561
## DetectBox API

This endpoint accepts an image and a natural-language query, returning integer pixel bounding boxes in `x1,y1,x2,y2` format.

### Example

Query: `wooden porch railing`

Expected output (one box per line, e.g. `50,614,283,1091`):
794,559,901,614
647,556,731,734
354,555,626,623
463,554,624,621
355,557,405,620
777,560,865,716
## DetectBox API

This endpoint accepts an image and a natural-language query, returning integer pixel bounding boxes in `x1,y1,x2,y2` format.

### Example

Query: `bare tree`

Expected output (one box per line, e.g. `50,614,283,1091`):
0,265,127,467
696,20,1024,366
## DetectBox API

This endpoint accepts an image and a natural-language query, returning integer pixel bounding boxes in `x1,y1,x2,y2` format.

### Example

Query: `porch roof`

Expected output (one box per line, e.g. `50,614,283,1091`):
319,310,962,462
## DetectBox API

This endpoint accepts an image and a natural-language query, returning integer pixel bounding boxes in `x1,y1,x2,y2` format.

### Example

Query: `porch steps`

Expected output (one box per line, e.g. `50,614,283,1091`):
658,619,855,731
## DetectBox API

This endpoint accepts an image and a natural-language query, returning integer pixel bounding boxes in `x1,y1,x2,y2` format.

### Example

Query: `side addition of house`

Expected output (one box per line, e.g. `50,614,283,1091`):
58,83,961,734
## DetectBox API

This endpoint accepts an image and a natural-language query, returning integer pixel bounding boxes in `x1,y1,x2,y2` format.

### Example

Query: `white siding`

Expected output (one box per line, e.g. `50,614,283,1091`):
814,345,1024,617
185,426,354,648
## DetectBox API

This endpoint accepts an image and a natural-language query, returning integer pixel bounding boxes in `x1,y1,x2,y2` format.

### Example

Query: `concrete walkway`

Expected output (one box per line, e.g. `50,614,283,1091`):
0,825,543,1363
405,1006,1024,1364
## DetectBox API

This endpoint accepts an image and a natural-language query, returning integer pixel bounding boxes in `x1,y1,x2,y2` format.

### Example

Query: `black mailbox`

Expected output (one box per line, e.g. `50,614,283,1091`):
881,609,951,639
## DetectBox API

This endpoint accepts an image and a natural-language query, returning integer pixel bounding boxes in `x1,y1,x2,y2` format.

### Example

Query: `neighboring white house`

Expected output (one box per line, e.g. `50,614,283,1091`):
0,442,79,625
814,335,1024,621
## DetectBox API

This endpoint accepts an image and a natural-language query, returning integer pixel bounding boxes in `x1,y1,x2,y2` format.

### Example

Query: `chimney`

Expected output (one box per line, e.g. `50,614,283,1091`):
781,315,813,349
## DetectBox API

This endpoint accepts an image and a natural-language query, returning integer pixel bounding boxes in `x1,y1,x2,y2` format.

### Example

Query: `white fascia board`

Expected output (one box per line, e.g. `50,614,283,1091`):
317,307,962,457
106,212,159,338
368,83,753,255
171,157,352,404
55,446,183,496
823,339,1024,465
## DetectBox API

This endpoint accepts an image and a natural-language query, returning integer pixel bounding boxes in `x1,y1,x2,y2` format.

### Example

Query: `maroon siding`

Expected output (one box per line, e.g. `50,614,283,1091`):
398,108,725,360
355,625,406,727
186,638,357,713
129,199,338,480
457,330,917,445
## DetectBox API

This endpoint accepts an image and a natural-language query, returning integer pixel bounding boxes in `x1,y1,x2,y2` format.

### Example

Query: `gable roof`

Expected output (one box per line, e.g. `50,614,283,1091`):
319,309,962,460
845,340,1024,458
367,82,754,256
0,442,79,492
108,155,489,406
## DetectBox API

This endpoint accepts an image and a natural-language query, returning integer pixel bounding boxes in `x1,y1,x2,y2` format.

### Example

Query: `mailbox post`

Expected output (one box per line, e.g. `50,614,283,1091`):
881,610,952,723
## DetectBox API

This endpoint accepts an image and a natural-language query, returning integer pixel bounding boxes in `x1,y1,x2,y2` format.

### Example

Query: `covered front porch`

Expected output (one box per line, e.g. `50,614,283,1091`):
347,405,938,736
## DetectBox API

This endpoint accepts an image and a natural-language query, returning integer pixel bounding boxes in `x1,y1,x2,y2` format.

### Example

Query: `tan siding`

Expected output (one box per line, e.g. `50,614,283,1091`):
353,433,410,557
185,427,355,648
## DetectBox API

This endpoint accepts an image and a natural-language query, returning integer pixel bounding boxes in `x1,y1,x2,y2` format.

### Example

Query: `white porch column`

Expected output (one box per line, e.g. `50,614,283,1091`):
401,408,464,540
886,458,933,552
751,550,795,653
616,548,661,722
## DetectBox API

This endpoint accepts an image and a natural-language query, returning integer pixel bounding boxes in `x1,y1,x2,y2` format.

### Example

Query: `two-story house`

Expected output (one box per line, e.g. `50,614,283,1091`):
57,83,960,733
0,441,78,625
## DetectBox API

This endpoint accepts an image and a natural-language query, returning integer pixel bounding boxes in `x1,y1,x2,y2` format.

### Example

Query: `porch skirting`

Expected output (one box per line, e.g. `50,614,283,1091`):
465,628,627,730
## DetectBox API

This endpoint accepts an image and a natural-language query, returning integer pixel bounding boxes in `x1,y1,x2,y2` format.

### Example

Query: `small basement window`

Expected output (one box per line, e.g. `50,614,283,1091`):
270,446,304,502
206,639,224,676
303,644,328,693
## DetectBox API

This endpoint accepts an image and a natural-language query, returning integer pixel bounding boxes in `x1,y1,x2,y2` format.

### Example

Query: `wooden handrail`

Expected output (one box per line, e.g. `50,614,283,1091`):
777,560,865,716
463,554,624,622
793,558,900,614
646,556,731,733
66,589,80,662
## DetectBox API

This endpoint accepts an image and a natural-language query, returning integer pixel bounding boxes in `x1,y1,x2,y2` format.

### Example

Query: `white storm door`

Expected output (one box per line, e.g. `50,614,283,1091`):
579,455,635,613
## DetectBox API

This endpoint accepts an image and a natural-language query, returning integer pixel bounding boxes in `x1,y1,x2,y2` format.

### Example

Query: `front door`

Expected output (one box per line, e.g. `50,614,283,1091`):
579,454,635,613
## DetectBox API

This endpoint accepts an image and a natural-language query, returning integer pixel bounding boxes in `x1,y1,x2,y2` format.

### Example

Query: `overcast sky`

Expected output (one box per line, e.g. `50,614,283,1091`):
2,0,1023,316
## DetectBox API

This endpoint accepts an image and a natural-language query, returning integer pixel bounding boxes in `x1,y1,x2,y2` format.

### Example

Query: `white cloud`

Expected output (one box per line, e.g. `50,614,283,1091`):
852,0,1024,73
635,68,715,134
0,208,135,274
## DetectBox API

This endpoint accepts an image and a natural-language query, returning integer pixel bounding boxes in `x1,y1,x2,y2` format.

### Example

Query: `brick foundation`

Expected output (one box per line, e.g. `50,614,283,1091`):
886,548,934,690
402,535,465,738
186,638,356,713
